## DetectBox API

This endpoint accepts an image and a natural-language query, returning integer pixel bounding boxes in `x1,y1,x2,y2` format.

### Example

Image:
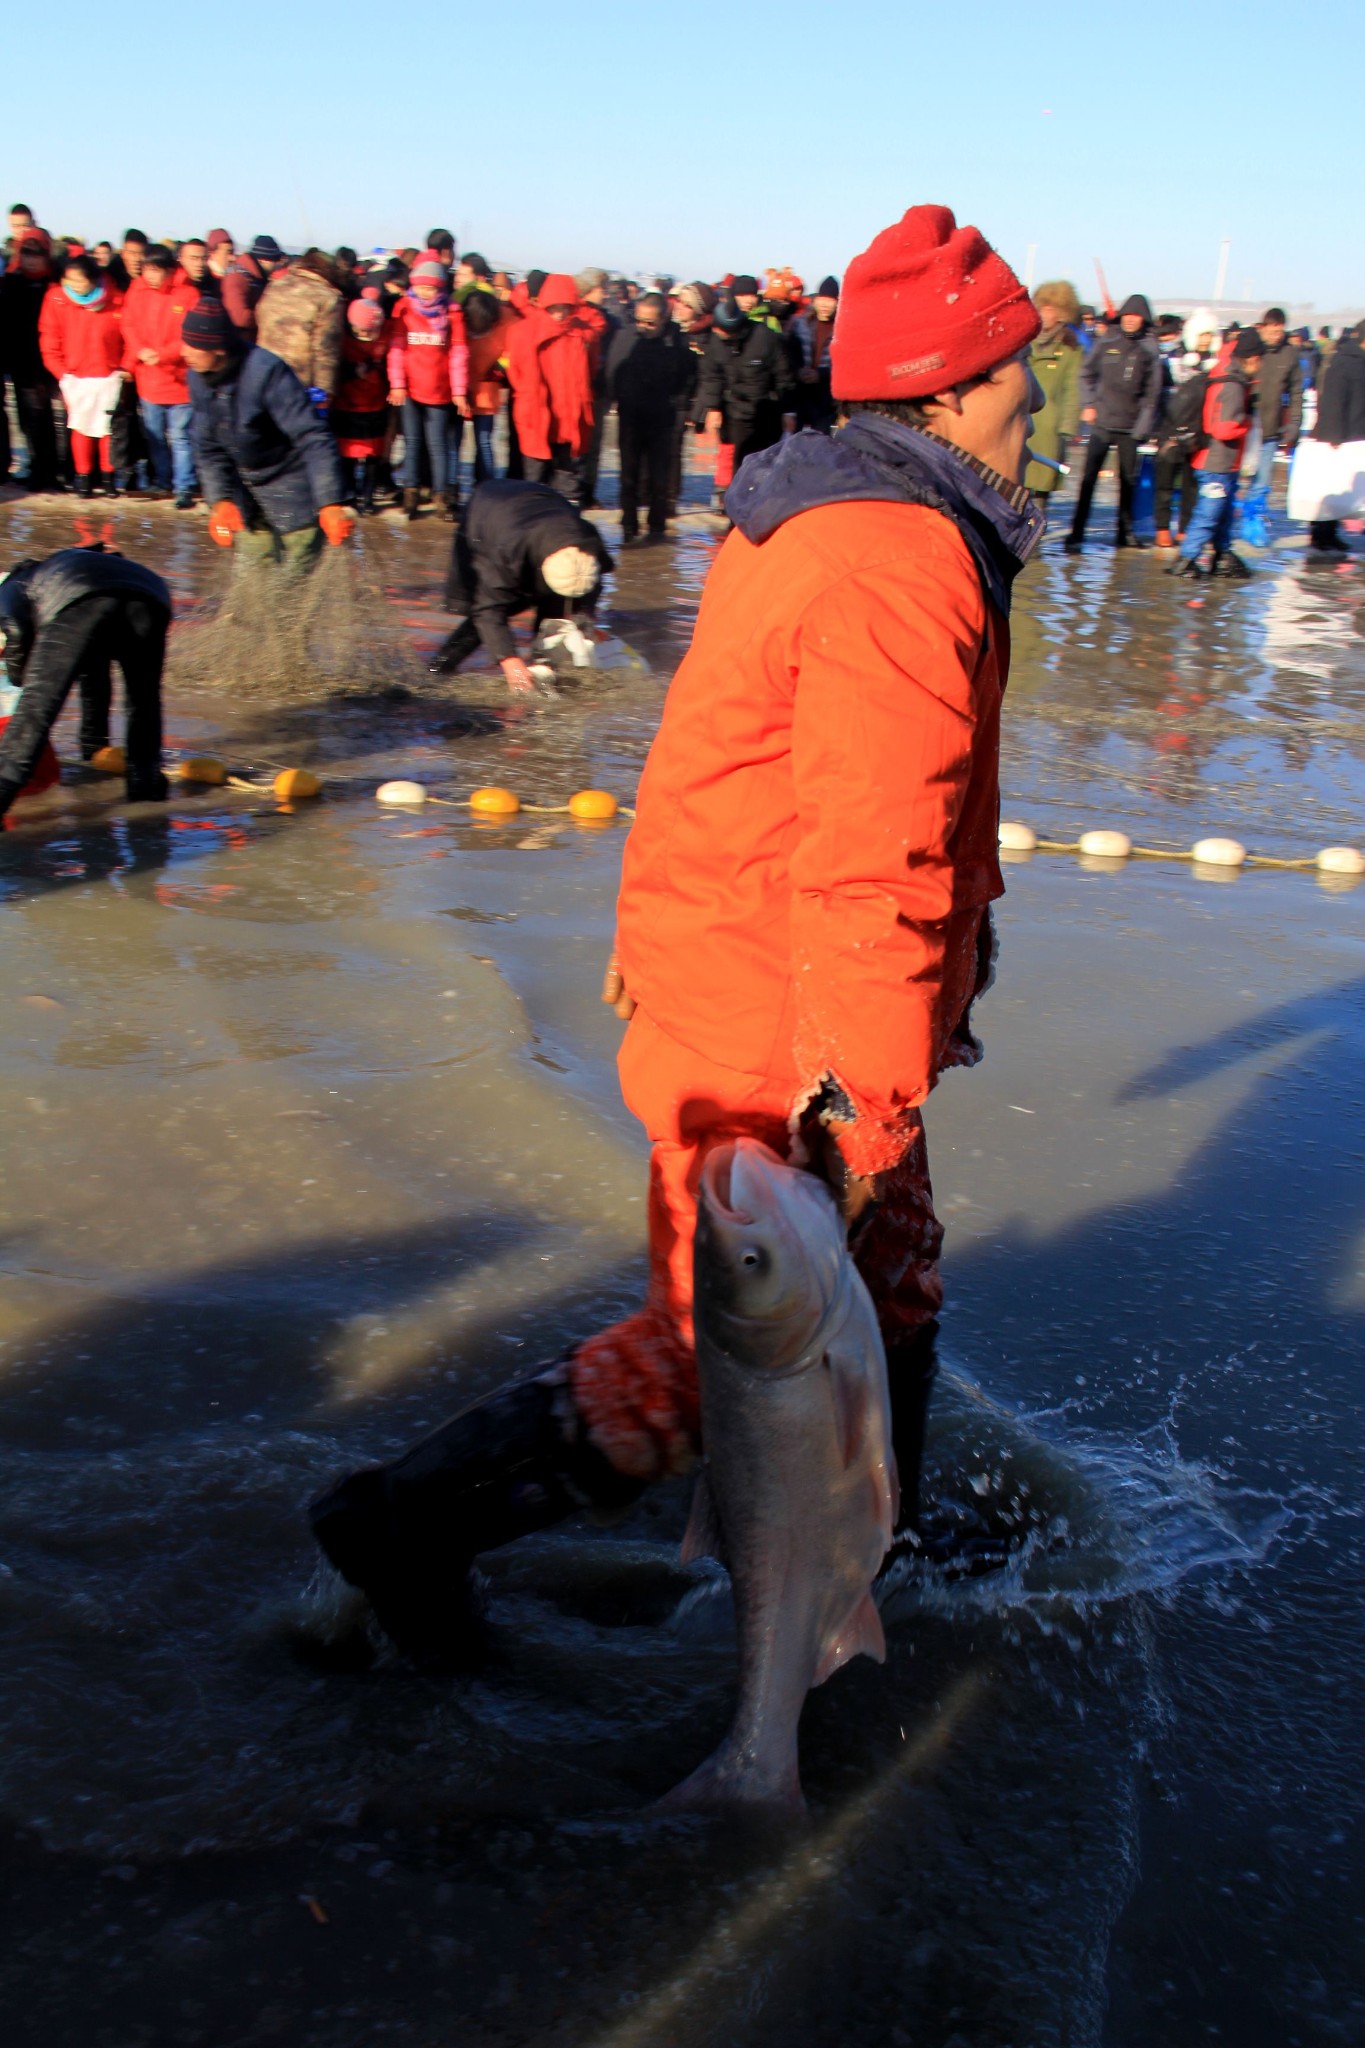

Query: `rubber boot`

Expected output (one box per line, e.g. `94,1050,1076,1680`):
1166,554,1204,579
1212,549,1252,580
309,1370,644,1668
440,490,459,523
403,486,420,521
878,1323,1014,1581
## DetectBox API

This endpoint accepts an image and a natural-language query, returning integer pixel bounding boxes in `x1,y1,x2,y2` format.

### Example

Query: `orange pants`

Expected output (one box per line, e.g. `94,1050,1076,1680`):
569,1010,943,1479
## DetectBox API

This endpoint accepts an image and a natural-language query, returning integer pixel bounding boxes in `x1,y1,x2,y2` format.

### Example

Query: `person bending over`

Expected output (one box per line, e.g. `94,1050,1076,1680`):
0,544,171,821
428,478,613,692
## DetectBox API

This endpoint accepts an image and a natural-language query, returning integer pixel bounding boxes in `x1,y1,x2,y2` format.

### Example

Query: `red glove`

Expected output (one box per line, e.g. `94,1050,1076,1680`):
319,504,355,547
209,500,245,547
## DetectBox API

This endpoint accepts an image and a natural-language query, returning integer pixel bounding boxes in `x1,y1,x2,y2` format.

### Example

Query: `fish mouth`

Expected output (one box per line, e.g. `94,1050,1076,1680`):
700,1137,784,1226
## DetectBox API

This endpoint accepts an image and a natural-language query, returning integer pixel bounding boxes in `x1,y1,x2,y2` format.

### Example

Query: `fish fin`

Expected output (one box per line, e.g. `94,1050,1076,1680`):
827,1346,870,1470
655,1741,806,1817
680,1464,725,1567
812,1590,886,1686
886,1449,901,1534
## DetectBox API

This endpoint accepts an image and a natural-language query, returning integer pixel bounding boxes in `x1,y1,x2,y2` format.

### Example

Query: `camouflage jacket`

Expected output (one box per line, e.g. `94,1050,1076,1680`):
255,265,344,397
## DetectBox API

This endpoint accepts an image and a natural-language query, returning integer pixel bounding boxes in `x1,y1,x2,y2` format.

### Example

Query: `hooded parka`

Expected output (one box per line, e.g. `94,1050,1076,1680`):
568,416,1043,1477
507,298,597,461
692,319,797,461
1077,295,1163,439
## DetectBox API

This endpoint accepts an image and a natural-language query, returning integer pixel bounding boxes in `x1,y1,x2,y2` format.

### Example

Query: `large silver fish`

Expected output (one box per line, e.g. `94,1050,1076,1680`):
662,1137,897,1813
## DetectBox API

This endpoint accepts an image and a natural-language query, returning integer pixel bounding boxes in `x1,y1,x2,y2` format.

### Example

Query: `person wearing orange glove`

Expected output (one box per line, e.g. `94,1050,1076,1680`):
311,204,1046,1668
183,298,350,576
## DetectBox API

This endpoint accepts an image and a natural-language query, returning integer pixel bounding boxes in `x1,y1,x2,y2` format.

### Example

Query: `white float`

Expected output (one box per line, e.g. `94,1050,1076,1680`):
1316,845,1365,875
376,780,428,806
1191,837,1246,867
998,820,1038,852
1078,829,1132,859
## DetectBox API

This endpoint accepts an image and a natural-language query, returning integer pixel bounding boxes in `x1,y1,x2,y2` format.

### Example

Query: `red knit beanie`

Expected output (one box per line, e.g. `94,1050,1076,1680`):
831,204,1040,401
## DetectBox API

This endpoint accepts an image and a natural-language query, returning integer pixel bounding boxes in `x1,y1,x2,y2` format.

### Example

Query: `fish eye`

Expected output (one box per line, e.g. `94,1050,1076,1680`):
740,1247,763,1268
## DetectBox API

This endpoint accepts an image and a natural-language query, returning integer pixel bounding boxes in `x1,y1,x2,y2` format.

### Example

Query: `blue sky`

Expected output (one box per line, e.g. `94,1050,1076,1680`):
7,0,1361,313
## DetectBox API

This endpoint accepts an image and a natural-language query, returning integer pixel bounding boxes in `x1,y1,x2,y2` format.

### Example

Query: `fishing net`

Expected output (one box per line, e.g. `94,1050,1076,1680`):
164,543,415,701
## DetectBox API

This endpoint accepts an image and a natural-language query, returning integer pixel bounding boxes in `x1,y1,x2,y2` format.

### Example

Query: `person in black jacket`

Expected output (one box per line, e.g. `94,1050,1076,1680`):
182,299,352,572
1065,293,1164,549
0,545,172,818
429,479,615,690
1307,322,1365,554
694,293,798,474
0,231,61,490
605,293,693,543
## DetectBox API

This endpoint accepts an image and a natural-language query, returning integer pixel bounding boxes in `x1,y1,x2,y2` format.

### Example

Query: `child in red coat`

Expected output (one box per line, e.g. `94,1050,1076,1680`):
386,253,468,520
38,255,125,496
333,294,393,513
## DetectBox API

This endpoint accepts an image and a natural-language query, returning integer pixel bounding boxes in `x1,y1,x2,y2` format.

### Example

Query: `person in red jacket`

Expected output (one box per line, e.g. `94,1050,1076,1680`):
333,293,393,512
121,244,199,505
386,252,468,520
310,204,1047,1666
38,255,125,497
506,273,597,498
1171,329,1265,581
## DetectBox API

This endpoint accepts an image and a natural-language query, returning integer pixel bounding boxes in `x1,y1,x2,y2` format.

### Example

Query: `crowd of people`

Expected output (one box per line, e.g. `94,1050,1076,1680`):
2,201,1361,570
0,208,826,543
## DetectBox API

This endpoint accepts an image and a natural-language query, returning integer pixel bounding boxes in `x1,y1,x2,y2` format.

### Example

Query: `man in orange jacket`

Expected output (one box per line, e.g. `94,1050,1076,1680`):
311,205,1045,1665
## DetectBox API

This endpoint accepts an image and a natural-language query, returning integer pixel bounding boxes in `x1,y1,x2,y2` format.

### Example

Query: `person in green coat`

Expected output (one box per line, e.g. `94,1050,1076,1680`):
1025,281,1083,496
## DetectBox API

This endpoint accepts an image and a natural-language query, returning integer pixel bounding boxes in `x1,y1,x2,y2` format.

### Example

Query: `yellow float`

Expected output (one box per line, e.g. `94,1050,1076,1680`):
273,767,321,799
176,756,228,786
568,789,619,821
468,786,521,817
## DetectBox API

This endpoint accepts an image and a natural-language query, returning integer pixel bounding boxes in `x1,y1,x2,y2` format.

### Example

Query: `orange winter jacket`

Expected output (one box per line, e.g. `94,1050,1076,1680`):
616,497,1007,1177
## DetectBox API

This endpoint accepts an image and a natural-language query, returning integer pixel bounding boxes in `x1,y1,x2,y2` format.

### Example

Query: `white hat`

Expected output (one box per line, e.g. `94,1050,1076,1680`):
1183,307,1217,353
540,546,599,599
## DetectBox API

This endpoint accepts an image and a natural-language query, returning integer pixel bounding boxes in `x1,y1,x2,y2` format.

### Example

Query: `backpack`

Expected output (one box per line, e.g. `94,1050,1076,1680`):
1164,369,1210,453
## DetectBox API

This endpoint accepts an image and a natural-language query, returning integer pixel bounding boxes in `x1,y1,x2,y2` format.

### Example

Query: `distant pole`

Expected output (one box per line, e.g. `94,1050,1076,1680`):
1024,242,1038,290
1213,237,1231,309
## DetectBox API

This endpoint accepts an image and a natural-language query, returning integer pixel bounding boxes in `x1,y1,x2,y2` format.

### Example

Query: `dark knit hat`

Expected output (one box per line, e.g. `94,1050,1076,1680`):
713,293,748,336
816,275,840,299
181,299,234,350
249,234,284,263
1233,328,1266,360
731,273,758,297
831,203,1039,401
